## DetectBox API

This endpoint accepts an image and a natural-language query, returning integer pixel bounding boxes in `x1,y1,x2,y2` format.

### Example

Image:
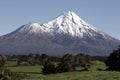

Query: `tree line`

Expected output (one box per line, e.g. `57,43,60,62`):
42,53,91,74
0,45,120,79
5,53,91,75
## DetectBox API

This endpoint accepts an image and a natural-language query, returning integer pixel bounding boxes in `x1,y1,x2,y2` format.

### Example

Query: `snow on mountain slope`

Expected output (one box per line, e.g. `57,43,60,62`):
8,11,112,40
8,23,51,35
43,11,111,40
0,11,120,56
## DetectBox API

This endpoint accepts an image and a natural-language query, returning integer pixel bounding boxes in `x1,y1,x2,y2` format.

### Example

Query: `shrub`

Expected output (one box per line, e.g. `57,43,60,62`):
56,62,75,73
42,60,56,74
105,46,120,71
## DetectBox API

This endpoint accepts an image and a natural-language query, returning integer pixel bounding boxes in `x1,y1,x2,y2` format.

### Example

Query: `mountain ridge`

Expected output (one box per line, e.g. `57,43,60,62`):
0,11,120,56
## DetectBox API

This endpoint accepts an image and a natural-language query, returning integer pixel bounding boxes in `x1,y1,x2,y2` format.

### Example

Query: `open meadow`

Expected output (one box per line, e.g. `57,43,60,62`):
7,61,120,80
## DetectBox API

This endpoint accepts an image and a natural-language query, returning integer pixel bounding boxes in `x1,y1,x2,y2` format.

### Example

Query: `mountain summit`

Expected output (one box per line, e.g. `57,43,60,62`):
43,11,109,39
0,11,120,56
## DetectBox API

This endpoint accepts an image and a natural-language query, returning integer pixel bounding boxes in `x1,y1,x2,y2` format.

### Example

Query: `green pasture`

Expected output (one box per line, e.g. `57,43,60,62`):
7,61,120,80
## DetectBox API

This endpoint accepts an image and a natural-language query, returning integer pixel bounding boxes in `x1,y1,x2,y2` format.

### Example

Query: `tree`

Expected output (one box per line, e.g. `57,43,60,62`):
27,53,36,66
75,53,91,70
56,61,75,73
0,55,7,75
61,54,75,66
75,53,91,66
34,54,41,64
40,54,49,65
0,55,26,80
56,54,75,72
42,60,56,74
105,46,120,71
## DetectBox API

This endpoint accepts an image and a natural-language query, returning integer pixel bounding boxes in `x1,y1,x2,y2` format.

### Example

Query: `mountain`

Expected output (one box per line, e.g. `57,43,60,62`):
0,11,120,56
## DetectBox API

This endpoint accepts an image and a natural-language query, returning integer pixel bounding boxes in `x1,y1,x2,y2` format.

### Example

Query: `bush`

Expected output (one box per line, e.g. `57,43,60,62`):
75,53,91,66
105,46,120,71
56,62,75,73
42,60,56,74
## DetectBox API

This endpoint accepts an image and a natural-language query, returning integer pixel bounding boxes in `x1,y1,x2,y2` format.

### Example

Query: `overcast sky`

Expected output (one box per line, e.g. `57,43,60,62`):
0,0,120,39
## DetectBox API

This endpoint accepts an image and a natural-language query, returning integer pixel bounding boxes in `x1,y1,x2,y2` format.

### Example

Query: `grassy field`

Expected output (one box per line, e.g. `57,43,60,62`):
7,61,120,80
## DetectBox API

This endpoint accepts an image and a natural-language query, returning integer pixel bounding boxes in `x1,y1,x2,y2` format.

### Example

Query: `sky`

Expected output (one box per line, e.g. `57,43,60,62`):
0,0,120,39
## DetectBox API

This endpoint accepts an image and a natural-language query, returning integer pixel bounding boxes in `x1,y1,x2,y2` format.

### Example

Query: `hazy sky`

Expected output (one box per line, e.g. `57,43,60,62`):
0,0,120,39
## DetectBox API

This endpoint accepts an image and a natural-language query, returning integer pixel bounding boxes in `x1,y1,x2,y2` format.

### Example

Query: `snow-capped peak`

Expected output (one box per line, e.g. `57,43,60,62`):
63,11,83,22
43,11,99,38
12,11,109,39
45,11,83,25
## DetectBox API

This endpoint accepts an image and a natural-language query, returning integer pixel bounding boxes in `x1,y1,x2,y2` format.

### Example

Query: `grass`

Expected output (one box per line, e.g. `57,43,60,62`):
7,61,42,73
7,61,120,80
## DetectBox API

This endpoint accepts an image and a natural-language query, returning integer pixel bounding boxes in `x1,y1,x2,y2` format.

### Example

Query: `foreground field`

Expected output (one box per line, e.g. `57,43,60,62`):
7,61,120,80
